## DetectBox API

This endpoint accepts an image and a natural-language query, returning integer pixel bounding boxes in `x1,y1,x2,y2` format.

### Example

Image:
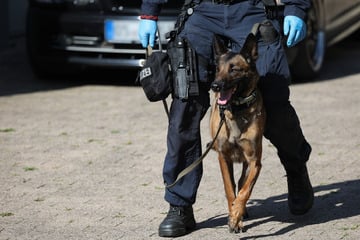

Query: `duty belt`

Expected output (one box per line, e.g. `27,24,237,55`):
202,0,248,5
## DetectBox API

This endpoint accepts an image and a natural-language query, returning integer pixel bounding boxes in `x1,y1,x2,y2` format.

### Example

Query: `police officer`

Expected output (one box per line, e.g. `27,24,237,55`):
138,0,314,237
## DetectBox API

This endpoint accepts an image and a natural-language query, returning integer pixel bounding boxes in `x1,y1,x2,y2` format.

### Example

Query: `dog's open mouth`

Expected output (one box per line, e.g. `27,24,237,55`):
217,89,234,106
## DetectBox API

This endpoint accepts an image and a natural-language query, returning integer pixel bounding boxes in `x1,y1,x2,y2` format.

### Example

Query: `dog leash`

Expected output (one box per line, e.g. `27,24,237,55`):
165,115,225,188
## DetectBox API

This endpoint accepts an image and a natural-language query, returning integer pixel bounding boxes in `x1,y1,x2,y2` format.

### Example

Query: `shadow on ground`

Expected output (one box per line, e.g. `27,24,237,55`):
196,179,360,238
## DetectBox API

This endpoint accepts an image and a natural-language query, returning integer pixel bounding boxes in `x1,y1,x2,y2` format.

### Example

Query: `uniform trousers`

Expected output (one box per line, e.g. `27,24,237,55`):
163,0,311,206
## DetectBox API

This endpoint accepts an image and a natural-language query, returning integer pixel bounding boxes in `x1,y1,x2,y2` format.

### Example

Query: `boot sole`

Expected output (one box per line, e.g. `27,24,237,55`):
158,221,195,237
289,195,314,215
159,228,187,237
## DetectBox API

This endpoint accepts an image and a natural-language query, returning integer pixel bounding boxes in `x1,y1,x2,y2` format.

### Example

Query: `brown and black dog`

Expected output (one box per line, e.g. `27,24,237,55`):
210,33,266,233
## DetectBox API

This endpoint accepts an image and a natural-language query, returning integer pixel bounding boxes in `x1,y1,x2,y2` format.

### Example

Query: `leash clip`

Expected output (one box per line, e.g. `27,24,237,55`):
219,104,228,119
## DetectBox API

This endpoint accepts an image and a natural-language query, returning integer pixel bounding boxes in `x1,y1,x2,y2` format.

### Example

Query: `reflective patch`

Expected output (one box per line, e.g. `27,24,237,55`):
139,67,152,81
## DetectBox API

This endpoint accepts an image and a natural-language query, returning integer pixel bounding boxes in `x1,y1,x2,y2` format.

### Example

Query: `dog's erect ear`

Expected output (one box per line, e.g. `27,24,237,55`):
213,34,228,59
240,33,258,63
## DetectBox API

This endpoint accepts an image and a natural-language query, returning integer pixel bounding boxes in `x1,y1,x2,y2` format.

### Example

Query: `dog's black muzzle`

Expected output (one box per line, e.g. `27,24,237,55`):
210,80,224,92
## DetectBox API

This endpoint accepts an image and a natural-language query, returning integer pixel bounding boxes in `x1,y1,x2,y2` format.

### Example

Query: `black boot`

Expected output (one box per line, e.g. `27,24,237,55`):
287,165,314,215
158,205,196,237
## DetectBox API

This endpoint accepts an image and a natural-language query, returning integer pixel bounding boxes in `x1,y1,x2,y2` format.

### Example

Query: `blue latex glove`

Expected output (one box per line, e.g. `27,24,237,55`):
283,15,307,48
138,19,157,48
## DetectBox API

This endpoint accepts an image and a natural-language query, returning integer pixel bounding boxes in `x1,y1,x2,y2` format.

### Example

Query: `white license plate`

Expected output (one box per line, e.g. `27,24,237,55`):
104,19,175,44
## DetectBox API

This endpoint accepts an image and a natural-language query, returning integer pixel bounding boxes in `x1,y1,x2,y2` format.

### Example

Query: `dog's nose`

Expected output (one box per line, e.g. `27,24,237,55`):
211,81,223,92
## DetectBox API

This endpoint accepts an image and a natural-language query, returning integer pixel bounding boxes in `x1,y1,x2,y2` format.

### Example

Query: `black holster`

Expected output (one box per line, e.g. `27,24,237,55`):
165,1,200,100
166,36,199,100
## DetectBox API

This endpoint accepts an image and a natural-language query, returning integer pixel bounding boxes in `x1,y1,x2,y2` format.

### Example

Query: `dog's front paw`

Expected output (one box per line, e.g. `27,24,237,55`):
228,203,248,233
228,216,244,233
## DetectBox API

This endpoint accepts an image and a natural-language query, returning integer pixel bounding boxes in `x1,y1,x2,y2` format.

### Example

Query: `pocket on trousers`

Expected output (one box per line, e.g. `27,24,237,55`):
256,40,290,79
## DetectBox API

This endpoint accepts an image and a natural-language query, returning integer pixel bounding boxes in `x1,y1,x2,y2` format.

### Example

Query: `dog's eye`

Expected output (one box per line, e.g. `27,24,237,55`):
230,66,243,73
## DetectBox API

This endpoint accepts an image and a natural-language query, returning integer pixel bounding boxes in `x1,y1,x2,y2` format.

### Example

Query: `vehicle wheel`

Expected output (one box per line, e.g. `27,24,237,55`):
26,8,77,78
288,2,325,81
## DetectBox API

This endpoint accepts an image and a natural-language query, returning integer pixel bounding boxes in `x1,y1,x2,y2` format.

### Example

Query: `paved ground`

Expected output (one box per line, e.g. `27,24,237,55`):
0,36,359,240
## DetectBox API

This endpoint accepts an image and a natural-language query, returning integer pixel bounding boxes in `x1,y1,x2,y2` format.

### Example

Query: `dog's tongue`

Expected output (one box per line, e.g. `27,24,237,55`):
217,90,232,105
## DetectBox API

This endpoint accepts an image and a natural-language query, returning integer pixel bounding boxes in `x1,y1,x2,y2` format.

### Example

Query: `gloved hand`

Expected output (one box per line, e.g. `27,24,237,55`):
138,19,157,48
283,15,307,48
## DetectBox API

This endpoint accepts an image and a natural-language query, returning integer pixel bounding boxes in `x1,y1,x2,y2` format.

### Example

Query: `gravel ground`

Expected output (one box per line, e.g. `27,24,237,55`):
0,36,359,240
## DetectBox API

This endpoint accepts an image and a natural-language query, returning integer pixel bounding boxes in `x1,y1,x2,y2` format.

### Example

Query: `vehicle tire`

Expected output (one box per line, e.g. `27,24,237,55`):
288,1,326,81
26,8,78,78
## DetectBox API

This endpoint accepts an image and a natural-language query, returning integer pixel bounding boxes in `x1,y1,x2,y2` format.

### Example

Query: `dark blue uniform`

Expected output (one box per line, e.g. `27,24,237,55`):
141,0,312,207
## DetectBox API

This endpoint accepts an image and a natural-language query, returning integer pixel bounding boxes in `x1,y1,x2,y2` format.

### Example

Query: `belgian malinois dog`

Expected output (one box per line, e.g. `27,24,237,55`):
210,33,266,233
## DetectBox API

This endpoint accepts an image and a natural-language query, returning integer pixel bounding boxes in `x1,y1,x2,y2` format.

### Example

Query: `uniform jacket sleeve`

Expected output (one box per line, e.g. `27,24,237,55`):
141,0,168,16
282,0,311,20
